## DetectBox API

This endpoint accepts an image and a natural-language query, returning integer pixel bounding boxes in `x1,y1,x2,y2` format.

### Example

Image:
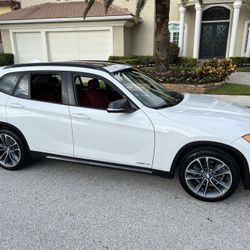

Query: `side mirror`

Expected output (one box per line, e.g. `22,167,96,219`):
107,99,136,113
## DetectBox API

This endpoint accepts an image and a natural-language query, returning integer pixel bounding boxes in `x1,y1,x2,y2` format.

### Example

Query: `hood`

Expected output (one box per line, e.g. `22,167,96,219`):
158,94,250,140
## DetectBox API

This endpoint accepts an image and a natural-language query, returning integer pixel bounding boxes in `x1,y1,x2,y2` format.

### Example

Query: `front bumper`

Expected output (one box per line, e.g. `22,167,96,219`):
231,138,250,189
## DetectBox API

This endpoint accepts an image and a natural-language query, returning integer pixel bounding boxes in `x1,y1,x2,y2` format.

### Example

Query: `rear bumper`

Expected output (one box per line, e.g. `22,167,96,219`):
231,138,250,190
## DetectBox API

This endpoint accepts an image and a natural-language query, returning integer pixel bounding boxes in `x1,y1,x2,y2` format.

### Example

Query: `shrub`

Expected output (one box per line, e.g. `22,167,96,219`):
168,42,180,64
197,58,236,82
230,57,250,66
177,57,197,67
0,53,14,66
109,55,154,65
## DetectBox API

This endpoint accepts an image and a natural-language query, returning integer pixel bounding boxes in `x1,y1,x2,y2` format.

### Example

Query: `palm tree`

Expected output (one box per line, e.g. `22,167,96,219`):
83,0,170,72
83,0,204,72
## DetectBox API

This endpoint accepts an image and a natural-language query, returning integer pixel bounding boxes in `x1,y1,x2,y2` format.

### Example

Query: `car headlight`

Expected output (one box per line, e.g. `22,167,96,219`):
243,135,250,142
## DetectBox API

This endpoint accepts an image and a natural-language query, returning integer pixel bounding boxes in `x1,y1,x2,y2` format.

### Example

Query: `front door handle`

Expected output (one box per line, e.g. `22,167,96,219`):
72,113,91,120
10,103,25,109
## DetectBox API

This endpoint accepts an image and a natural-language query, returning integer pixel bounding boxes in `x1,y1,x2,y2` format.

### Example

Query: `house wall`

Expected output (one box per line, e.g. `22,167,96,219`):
0,20,130,57
21,0,82,8
0,6,12,15
170,0,179,21
20,0,155,56
170,1,250,58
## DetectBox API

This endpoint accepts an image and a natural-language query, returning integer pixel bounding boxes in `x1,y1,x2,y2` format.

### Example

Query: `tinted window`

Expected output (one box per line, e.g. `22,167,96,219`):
73,74,123,110
30,74,62,104
14,74,29,99
0,73,20,94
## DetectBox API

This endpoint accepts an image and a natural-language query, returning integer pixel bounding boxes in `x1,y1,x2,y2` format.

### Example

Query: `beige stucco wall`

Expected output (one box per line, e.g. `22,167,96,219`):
21,0,82,8
114,0,155,56
170,0,180,21
0,6,12,15
1,29,11,53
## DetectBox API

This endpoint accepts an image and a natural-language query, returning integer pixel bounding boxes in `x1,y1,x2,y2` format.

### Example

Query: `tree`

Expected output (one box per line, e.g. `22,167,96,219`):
83,0,204,72
83,0,170,72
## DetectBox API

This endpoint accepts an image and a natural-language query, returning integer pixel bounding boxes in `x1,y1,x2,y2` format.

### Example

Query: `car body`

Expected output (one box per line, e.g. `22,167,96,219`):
0,61,249,201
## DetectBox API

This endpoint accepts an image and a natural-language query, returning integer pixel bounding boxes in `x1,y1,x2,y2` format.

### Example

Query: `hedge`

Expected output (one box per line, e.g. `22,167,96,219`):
0,53,14,66
230,57,250,67
176,57,197,67
109,43,180,65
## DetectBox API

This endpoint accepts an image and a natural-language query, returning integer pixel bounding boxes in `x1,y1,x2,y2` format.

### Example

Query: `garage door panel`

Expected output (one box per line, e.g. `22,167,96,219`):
14,32,43,63
48,30,112,61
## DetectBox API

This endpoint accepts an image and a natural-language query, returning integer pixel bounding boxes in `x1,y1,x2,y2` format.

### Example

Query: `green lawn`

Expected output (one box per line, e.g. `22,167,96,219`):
237,67,250,72
206,83,250,95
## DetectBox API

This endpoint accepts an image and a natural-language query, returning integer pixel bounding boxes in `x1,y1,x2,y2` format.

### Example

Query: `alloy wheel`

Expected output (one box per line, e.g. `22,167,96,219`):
185,156,232,199
0,133,21,168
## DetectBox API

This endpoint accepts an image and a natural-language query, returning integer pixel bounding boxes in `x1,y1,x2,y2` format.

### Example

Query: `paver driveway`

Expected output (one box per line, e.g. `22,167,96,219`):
0,160,250,250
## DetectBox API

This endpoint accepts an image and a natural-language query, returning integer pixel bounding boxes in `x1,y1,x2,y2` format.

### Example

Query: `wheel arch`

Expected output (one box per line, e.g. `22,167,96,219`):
0,122,30,152
170,141,250,190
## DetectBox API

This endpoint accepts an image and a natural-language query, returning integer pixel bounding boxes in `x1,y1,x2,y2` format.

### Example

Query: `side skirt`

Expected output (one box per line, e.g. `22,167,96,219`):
30,151,175,178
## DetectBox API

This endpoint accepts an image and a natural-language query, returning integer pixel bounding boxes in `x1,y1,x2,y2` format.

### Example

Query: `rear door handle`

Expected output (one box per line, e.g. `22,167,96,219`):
72,113,91,120
10,103,25,109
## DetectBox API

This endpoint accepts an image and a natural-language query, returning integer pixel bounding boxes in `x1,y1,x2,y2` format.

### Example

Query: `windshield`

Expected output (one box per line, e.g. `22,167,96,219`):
113,69,184,109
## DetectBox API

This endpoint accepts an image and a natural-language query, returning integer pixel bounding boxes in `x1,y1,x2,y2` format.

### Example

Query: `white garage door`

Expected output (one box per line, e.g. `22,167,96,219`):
14,32,43,63
47,30,112,61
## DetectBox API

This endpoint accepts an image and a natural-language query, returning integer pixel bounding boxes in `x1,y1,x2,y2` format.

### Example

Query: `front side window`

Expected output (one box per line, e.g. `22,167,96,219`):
73,74,123,110
0,73,21,94
113,69,184,109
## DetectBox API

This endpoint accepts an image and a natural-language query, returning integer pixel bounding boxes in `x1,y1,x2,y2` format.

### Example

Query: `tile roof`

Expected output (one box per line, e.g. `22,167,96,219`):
0,0,19,4
0,1,132,21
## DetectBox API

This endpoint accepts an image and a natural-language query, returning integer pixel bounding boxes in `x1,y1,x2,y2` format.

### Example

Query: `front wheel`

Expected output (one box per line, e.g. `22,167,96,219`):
179,149,240,202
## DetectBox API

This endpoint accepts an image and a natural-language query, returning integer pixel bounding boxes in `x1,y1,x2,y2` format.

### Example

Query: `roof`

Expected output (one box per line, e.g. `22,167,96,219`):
4,61,133,73
0,0,19,4
0,1,132,23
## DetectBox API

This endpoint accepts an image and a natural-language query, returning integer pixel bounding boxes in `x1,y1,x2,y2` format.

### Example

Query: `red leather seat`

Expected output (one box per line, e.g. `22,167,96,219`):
86,79,110,109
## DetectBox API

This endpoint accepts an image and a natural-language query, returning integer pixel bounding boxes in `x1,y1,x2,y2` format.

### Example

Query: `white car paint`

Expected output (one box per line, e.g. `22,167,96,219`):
0,64,249,177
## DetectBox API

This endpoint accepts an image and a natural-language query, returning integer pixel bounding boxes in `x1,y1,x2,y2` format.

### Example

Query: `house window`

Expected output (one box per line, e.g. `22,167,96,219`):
169,23,180,45
202,7,230,21
244,22,250,54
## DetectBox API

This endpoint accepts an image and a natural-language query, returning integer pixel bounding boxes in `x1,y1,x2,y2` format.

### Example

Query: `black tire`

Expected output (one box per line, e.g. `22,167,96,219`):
0,129,28,170
179,148,240,202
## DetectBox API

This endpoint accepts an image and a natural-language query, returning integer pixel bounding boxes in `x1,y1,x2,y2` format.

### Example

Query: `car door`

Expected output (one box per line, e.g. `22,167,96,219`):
5,71,73,157
68,72,154,168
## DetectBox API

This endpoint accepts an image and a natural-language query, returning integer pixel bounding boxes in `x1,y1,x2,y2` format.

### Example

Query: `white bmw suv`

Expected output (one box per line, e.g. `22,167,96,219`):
0,61,249,202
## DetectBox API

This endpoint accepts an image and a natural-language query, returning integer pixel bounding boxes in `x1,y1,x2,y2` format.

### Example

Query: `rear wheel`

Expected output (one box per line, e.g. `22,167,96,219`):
0,129,28,170
179,148,240,202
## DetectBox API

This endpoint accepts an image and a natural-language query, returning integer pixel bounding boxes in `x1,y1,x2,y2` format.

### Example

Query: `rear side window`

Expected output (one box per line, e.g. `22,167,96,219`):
14,74,29,99
30,73,62,104
0,73,21,94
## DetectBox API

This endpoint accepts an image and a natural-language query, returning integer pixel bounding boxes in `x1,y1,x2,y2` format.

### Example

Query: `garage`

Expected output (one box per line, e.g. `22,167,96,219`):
47,29,112,61
13,32,43,63
12,29,113,63
0,1,134,64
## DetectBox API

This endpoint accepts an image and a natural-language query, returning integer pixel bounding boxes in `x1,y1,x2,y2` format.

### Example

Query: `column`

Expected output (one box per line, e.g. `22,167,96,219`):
229,0,242,57
178,5,186,56
193,2,202,59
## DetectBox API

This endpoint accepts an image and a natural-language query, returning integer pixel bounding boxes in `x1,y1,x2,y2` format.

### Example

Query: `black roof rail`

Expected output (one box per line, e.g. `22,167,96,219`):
4,61,118,72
